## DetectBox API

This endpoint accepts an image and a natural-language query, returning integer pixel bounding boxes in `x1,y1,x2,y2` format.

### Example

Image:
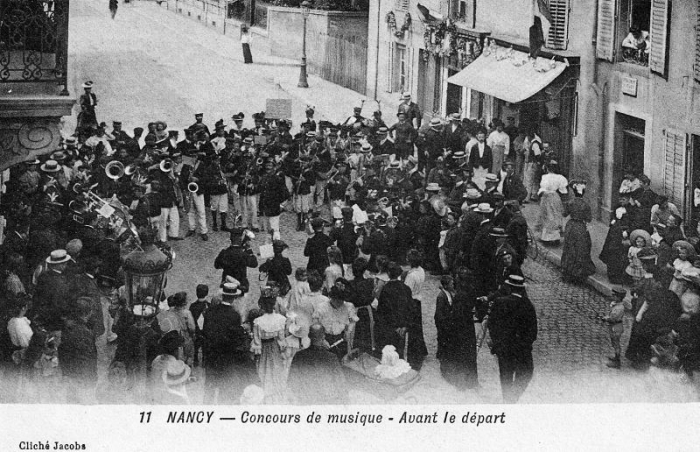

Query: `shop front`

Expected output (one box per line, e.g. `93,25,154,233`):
446,40,579,176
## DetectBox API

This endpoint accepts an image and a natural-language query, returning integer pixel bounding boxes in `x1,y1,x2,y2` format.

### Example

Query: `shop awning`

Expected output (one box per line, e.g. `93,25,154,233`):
446,46,568,104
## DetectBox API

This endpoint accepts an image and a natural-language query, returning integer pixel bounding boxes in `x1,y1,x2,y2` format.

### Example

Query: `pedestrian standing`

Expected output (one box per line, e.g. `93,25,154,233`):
251,295,289,403
109,0,118,19
603,288,632,369
487,274,538,403
241,25,253,64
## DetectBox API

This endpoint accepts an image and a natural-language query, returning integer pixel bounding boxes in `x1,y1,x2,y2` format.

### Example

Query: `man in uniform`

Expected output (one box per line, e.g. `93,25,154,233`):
238,153,260,232
397,92,422,129
181,152,209,241
390,112,417,163
258,158,289,240
189,113,211,136
374,126,395,157
487,274,538,403
421,117,444,173
214,228,258,290
109,121,131,151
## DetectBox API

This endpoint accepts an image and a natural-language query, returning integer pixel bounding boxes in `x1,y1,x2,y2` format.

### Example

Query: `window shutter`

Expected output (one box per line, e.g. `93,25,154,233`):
596,0,616,61
664,129,688,216
695,0,700,82
650,0,670,76
386,42,394,93
394,0,408,12
545,0,570,50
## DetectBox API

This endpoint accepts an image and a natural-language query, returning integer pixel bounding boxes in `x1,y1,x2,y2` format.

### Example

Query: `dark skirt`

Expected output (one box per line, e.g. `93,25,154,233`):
599,222,629,284
561,219,596,283
242,43,253,64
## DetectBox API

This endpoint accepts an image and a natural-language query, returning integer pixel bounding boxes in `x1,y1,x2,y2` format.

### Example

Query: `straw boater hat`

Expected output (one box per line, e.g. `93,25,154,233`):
505,274,525,288
41,159,61,173
82,80,94,89
221,277,243,298
452,150,466,159
401,92,411,100
46,249,71,264
429,117,442,131
389,160,401,168
377,127,389,135
26,157,41,165
484,173,499,183
489,227,509,238
162,359,191,386
449,113,460,121
361,143,372,153
464,188,482,200
474,203,494,213
426,182,441,192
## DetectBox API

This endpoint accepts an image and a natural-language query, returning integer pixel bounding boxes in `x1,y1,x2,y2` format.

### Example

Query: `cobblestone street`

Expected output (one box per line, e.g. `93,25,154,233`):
67,0,697,404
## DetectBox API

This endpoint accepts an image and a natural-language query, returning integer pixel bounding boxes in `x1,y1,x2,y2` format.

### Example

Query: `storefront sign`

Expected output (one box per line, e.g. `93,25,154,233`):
621,76,638,97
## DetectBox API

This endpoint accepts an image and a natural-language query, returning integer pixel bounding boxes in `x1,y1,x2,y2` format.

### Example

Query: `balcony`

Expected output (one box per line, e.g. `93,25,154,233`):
0,0,70,95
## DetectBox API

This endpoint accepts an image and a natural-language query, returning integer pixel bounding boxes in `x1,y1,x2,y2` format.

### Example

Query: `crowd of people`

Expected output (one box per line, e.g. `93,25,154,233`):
2,80,697,404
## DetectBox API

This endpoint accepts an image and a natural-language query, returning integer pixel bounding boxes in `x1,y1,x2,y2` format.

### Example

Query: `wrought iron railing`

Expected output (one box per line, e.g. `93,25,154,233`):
0,0,69,94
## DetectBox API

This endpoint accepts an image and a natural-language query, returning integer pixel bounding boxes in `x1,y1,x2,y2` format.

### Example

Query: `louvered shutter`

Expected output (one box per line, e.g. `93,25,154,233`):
650,0,670,76
695,0,700,82
386,43,394,93
395,0,408,11
664,129,688,215
596,0,616,61
545,0,570,50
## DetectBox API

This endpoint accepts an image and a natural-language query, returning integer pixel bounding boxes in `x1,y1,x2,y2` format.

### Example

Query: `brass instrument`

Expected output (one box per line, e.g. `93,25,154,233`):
124,163,137,176
159,158,174,173
105,161,125,180
188,182,199,193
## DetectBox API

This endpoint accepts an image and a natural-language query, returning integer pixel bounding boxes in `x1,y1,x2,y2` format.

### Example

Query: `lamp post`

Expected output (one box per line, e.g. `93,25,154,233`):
298,0,311,88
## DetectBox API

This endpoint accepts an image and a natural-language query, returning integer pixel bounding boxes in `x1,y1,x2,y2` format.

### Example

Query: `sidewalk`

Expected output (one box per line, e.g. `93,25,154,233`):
521,203,616,296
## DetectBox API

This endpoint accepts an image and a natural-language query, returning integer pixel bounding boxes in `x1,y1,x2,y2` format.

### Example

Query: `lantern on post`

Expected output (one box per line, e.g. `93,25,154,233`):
122,228,172,321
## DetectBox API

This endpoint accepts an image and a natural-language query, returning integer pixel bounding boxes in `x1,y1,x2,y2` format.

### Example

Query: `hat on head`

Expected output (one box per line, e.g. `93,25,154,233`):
306,131,316,138
221,279,243,298
492,192,505,201
26,157,41,165
215,119,226,129
66,239,83,256
484,173,499,183
475,203,494,213
429,117,442,128
272,240,288,252
630,229,652,246
505,274,525,288
112,121,122,126
40,160,61,173
377,127,389,135
464,188,481,200
426,182,441,191
50,151,67,161
65,136,77,146
389,160,400,168
232,112,245,121
452,150,466,159
162,359,191,386
315,135,324,142
353,106,362,112
449,113,460,121
195,113,203,118
46,249,70,264
489,227,509,238
361,143,372,153
401,92,411,100
82,81,94,89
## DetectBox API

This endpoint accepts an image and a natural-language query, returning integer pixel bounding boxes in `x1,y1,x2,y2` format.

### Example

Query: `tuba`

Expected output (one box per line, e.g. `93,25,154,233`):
105,161,125,180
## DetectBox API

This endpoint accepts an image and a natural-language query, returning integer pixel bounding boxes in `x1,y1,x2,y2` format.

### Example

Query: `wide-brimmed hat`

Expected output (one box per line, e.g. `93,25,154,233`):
505,274,525,288
82,80,94,89
361,143,372,153
463,188,481,200
489,227,509,238
51,151,67,161
429,117,442,128
432,199,448,217
484,173,499,183
449,113,460,121
272,240,288,252
426,182,441,191
475,203,493,213
41,160,61,172
401,92,411,100
46,249,70,264
162,359,191,386
630,229,652,246
377,127,389,135
287,311,311,342
221,277,243,298
232,112,245,121
26,157,41,165
672,240,697,257
452,151,466,159
389,160,400,168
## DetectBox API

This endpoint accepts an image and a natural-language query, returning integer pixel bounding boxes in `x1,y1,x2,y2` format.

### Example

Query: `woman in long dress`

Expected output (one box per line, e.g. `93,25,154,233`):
599,194,632,284
434,271,482,390
251,295,289,403
561,181,596,283
241,25,253,64
537,161,568,243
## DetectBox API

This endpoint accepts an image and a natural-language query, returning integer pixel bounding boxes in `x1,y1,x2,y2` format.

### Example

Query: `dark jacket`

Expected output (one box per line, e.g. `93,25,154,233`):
202,303,249,370
468,142,493,172
331,224,359,265
258,172,289,216
488,292,538,357
32,269,71,331
59,318,98,381
259,255,292,295
214,244,258,290
304,233,334,275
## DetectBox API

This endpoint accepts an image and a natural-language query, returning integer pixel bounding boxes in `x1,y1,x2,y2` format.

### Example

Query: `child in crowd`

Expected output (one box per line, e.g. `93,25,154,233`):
189,284,210,367
296,271,328,318
604,288,632,369
259,240,292,297
626,229,650,283
285,268,310,315
669,241,696,298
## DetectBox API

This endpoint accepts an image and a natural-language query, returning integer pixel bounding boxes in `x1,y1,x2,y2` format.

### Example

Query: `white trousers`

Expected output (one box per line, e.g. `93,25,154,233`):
261,215,281,240
242,194,259,228
187,193,208,234
159,206,180,241
210,193,229,213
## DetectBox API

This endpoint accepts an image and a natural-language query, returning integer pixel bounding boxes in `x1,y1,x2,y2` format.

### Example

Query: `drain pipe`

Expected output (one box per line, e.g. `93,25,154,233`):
592,0,606,220
373,0,381,100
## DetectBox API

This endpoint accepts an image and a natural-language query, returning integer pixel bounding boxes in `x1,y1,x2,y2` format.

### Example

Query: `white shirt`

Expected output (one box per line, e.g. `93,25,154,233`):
487,130,510,155
241,33,252,44
403,267,425,300
8,317,33,349
538,173,568,195
85,135,114,156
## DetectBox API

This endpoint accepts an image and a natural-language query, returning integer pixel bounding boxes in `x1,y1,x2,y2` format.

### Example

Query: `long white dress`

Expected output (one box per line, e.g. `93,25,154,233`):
537,173,568,242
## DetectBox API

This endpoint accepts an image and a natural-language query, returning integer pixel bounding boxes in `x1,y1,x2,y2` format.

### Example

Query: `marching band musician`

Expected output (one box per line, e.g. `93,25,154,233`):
389,111,416,163
313,141,334,211
290,154,316,232
176,127,198,157
238,152,261,232
202,153,231,232
374,127,394,157
155,157,182,242
327,160,350,220
180,152,209,241
301,107,317,133
258,158,289,241
342,106,365,130
189,113,211,136
211,120,228,152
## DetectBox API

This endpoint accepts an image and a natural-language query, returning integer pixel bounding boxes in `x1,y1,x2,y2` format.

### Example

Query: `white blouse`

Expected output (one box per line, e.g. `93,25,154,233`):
538,173,568,195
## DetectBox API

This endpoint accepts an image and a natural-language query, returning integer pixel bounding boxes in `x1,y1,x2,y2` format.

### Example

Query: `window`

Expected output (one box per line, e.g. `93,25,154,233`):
695,0,700,82
394,44,407,92
545,0,570,50
394,0,408,11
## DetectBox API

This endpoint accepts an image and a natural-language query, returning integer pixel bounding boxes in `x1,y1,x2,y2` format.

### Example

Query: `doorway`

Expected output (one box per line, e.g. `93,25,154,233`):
614,113,646,200
445,69,462,116
690,134,700,229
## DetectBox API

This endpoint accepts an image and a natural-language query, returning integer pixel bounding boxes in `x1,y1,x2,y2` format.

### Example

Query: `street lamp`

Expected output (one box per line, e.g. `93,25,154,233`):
298,0,311,88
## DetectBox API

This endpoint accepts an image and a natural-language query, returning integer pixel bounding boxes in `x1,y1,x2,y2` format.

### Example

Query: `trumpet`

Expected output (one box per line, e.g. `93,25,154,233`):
124,163,137,176
256,157,264,166
105,161,125,180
